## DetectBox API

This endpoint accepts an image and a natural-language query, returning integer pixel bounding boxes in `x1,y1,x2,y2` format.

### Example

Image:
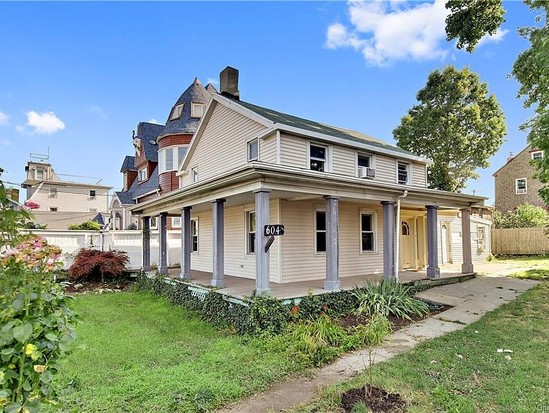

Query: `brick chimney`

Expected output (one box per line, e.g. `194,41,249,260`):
220,66,239,100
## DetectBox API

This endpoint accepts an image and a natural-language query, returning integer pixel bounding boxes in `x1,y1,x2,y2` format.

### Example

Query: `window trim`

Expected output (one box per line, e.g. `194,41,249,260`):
515,177,527,194
171,216,181,228
150,216,158,229
356,152,375,177
315,209,326,254
246,210,256,255
138,168,148,182
190,166,199,183
170,103,184,120
360,210,377,253
477,225,486,253
247,138,259,162
396,161,411,185
191,218,199,253
191,102,204,118
308,141,330,172
48,187,57,198
35,169,44,181
531,150,544,160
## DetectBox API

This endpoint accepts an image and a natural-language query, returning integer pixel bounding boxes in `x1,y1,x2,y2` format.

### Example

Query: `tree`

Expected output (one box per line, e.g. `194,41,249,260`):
393,66,506,192
445,1,549,201
493,203,549,228
445,0,506,52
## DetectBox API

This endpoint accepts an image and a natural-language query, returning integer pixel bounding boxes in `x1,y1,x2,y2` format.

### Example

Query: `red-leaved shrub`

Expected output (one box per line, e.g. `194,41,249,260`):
69,248,129,283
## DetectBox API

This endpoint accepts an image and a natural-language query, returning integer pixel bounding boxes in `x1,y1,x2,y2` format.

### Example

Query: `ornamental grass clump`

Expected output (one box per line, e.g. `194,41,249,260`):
353,280,429,320
0,184,77,413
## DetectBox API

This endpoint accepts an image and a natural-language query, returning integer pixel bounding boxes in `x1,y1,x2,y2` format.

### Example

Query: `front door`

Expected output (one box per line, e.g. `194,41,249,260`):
441,222,452,264
400,220,414,269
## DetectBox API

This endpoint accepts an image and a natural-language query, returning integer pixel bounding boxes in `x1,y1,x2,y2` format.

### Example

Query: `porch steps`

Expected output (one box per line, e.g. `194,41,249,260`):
405,273,477,292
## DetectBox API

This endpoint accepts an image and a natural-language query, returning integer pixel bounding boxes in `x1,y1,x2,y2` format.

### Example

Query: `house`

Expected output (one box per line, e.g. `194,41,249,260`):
20,160,111,228
110,78,216,230
130,66,489,295
493,145,546,212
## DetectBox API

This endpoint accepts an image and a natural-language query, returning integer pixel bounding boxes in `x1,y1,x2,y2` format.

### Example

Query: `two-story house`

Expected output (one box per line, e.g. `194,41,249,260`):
131,67,488,295
493,144,547,212
21,160,111,229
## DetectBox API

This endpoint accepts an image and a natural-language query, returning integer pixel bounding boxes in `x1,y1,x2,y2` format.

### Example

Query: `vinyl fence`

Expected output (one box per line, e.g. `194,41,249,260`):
28,230,182,269
491,227,549,255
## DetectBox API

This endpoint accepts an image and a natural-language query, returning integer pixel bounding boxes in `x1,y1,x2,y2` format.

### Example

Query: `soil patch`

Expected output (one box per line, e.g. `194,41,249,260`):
340,385,406,413
62,279,134,294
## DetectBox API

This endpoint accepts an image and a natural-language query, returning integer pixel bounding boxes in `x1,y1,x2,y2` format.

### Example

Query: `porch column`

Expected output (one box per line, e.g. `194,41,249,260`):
381,201,395,280
142,216,151,272
180,207,192,279
426,205,440,279
158,212,168,275
324,196,340,291
461,208,474,274
255,189,271,295
211,199,225,287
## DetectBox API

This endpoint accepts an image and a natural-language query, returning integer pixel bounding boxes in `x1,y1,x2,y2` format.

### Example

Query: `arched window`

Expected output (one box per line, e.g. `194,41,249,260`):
401,221,410,236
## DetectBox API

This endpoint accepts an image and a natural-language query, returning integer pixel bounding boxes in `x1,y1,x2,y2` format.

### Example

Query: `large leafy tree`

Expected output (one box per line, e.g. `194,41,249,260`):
393,66,506,192
446,0,549,202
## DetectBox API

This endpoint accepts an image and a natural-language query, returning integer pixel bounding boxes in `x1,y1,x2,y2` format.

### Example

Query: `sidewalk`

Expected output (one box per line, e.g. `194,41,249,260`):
218,276,539,413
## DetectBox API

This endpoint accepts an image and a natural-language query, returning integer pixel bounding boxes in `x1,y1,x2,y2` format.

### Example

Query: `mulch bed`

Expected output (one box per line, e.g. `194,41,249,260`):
63,279,134,294
340,385,407,413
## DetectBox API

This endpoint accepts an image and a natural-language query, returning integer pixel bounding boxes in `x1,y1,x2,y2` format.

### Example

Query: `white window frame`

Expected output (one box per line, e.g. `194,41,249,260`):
150,216,158,229
315,209,326,254
171,217,181,228
35,169,44,180
191,218,199,253
308,142,330,172
531,150,544,160
48,187,57,198
397,161,410,185
246,211,256,254
247,139,259,162
170,103,184,120
190,166,199,183
515,178,527,194
138,168,148,182
191,102,204,118
477,225,486,253
360,210,377,253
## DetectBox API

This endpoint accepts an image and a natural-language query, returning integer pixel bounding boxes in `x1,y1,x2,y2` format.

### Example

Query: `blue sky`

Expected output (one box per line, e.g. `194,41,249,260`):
0,1,539,205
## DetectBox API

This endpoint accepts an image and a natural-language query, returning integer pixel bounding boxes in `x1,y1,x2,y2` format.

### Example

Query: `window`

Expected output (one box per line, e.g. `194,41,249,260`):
401,221,410,236
165,148,173,171
150,217,157,229
248,139,259,161
138,168,148,182
191,219,199,252
358,153,371,168
247,211,256,254
361,213,376,252
49,187,57,198
178,147,187,168
309,143,327,171
532,151,544,160
477,226,486,253
49,207,57,212
516,178,527,194
172,217,181,228
89,190,96,199
170,103,184,120
159,147,187,173
315,210,326,253
191,103,204,118
191,167,199,183
397,161,409,184
35,169,44,180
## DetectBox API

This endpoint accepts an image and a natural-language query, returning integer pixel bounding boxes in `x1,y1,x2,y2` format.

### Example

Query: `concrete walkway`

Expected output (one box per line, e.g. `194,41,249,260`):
218,276,539,413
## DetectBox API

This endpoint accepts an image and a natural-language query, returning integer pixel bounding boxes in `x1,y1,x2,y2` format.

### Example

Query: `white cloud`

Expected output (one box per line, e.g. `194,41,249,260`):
148,118,160,124
326,0,450,66
2,139,10,146
0,111,9,125
477,28,509,48
19,111,65,135
206,77,220,87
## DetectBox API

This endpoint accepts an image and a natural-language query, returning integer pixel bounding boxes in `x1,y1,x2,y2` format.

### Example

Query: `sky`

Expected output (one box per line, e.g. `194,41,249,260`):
0,1,541,206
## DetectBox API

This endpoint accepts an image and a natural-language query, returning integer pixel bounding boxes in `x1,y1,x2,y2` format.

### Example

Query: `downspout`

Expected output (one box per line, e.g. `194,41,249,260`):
394,190,408,282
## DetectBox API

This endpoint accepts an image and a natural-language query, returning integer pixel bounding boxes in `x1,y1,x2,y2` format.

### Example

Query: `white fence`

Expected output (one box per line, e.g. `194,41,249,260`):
28,230,182,269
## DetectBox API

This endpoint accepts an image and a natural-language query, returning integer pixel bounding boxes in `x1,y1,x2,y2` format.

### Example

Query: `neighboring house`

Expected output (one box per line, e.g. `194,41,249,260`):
110,78,216,230
493,145,547,212
20,160,111,228
131,66,488,294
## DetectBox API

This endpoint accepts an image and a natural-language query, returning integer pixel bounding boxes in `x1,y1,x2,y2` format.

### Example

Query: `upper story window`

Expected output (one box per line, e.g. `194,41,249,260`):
170,103,184,120
247,211,256,254
159,147,187,174
89,190,96,199
35,169,44,180
397,161,409,185
315,210,326,253
361,212,376,252
191,103,204,118
48,187,57,198
248,139,259,161
532,150,544,160
357,153,375,178
171,217,181,228
191,167,199,183
309,143,327,172
138,168,148,182
516,178,527,194
358,153,372,168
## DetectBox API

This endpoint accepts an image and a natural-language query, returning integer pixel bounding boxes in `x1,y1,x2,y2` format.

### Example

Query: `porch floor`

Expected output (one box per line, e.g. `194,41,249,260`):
165,266,474,300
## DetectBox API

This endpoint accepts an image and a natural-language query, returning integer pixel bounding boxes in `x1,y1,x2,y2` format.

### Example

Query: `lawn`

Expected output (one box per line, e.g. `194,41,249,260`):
51,291,298,412
289,281,549,413
494,255,549,280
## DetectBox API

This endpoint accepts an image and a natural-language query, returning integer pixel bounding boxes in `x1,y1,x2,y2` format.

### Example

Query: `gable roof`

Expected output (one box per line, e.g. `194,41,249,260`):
492,144,532,176
120,156,136,173
114,190,135,205
136,122,164,162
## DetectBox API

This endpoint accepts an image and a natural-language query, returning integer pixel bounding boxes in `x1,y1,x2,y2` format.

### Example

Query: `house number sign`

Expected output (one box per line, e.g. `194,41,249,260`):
264,225,285,236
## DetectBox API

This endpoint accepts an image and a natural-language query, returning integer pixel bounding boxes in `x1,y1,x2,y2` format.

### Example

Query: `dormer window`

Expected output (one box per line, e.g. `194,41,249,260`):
248,139,259,161
170,103,184,120
35,169,44,180
138,168,148,182
191,103,204,118
397,161,409,185
309,143,327,172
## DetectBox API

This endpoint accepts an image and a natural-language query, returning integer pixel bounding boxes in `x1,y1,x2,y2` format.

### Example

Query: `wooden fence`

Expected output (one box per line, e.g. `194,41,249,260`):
491,227,549,255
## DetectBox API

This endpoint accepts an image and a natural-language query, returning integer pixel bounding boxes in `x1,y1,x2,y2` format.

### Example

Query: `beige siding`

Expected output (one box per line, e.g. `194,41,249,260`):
412,163,427,187
332,146,356,176
182,104,266,186
31,185,110,212
280,133,307,168
280,200,384,282
374,154,396,183
260,132,278,164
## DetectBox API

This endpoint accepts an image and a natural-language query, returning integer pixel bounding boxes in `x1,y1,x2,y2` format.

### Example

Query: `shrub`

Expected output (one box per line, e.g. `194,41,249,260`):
126,223,137,230
68,248,129,283
68,221,102,231
493,203,549,228
354,280,429,320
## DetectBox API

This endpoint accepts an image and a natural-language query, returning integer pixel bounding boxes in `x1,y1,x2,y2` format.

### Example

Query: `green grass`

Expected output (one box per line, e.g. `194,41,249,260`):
51,291,298,412
289,282,549,413
494,255,549,280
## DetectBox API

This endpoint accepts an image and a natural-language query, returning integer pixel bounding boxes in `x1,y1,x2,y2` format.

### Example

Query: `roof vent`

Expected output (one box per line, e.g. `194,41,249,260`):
220,66,239,100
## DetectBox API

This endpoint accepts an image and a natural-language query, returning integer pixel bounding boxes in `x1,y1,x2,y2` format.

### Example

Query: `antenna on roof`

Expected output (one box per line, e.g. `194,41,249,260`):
30,148,50,162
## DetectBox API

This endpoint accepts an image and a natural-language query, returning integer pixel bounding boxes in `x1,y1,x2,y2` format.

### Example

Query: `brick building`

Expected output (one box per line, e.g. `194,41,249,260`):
493,144,546,212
